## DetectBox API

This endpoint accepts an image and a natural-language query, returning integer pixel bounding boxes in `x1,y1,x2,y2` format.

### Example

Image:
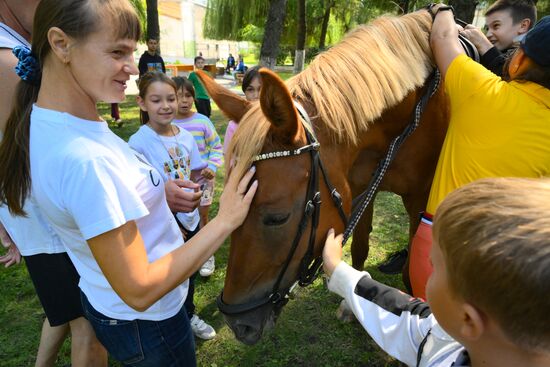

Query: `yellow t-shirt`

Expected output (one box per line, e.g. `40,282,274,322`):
426,54,550,214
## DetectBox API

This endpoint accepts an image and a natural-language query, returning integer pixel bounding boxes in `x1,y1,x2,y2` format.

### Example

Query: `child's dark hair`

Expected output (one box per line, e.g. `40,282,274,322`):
194,56,204,64
0,0,141,216
138,71,177,124
486,0,537,29
172,76,196,99
241,66,261,93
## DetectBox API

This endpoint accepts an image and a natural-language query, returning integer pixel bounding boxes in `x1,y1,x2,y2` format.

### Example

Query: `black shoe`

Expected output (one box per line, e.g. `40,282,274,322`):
378,249,408,275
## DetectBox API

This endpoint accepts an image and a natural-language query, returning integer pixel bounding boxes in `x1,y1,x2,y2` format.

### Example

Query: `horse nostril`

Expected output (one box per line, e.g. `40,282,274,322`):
235,323,256,338
263,213,290,226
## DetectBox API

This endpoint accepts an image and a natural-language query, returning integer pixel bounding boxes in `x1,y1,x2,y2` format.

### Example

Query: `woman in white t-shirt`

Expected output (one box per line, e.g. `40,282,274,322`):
0,1,257,366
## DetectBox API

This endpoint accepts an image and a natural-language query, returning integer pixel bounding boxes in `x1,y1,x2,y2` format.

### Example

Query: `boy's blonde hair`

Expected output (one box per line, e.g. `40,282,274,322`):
433,177,550,352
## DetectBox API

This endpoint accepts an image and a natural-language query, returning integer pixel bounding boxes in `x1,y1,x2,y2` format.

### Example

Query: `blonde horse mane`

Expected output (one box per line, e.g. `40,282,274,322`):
228,11,434,178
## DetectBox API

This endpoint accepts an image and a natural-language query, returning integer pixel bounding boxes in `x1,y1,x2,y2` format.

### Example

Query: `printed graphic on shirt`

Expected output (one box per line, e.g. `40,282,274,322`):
164,145,191,180
147,62,164,73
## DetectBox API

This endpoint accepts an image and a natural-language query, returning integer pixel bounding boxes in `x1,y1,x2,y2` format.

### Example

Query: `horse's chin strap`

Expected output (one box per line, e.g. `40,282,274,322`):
217,101,348,316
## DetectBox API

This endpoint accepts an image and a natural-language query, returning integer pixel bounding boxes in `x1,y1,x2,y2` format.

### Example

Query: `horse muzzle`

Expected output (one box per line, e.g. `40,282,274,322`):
217,291,287,344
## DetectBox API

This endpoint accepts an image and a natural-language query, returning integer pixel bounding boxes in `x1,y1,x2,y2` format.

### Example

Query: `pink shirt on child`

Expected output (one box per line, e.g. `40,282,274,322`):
223,120,238,154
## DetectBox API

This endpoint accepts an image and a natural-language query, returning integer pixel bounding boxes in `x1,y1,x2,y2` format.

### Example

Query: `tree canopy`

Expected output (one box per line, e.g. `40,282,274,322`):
203,0,549,66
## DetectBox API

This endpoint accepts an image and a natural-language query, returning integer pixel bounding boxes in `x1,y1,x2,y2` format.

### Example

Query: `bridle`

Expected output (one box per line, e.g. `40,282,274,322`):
216,101,348,315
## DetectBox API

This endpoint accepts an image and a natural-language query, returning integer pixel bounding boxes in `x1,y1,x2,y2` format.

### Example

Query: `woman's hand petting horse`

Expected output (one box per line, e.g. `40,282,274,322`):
217,166,258,230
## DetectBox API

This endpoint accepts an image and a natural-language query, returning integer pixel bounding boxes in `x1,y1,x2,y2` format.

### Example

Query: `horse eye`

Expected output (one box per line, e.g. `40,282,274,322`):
263,213,290,226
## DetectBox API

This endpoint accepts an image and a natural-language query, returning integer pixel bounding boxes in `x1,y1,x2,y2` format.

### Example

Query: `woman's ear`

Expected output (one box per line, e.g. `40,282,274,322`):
47,27,72,64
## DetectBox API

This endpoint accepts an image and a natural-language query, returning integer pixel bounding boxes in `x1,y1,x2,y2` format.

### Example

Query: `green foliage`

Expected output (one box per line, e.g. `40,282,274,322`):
204,0,270,40
238,23,264,43
535,0,549,18
128,0,148,42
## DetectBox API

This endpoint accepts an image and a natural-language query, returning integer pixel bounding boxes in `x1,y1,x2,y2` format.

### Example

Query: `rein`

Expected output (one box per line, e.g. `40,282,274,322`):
342,70,441,244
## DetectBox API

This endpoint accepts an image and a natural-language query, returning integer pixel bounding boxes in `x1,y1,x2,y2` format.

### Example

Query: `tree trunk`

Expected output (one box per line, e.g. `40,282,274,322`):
146,0,160,41
319,0,333,49
397,0,410,14
449,0,478,24
260,0,288,69
294,0,306,73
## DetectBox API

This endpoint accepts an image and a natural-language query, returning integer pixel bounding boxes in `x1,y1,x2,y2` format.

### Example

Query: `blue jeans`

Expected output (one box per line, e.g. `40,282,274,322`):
81,292,196,367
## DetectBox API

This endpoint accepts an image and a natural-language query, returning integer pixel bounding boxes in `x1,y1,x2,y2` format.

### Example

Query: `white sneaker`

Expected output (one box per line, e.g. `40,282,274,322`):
199,255,215,277
190,314,216,340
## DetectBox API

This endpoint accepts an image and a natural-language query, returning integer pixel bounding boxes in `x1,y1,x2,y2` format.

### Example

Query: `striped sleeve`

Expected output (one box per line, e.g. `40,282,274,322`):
202,118,223,172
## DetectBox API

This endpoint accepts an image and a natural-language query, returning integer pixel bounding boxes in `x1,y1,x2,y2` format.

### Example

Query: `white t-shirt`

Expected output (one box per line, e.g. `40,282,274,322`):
0,22,65,256
29,105,187,321
129,124,206,231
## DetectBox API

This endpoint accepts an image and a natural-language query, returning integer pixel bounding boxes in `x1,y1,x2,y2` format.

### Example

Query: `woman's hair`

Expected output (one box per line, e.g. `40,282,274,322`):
503,48,550,89
172,76,196,100
241,66,260,93
138,71,177,124
0,0,141,215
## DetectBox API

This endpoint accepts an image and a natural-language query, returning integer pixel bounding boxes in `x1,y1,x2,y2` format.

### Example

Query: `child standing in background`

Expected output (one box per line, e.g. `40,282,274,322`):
223,66,262,155
188,56,212,117
129,72,217,340
173,76,223,278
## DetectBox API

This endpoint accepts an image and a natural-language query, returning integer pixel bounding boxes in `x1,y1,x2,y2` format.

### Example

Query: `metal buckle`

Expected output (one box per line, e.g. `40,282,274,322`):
269,292,282,304
312,192,322,205
305,200,314,215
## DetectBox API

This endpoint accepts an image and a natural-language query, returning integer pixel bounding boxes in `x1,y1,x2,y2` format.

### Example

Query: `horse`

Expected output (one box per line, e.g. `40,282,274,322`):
198,9,449,345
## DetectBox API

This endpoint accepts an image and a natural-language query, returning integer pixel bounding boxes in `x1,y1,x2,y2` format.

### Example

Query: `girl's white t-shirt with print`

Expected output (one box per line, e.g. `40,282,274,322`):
29,105,187,321
129,124,206,231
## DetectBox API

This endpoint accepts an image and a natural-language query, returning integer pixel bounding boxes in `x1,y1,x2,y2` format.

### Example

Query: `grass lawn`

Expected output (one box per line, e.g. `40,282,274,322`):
0,85,409,366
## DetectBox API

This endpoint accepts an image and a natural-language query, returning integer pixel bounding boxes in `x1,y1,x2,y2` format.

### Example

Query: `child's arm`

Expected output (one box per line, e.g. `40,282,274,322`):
323,230,436,366
202,119,223,174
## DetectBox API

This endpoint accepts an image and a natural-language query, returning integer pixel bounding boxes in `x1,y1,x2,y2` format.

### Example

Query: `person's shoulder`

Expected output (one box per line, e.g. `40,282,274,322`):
0,45,17,64
195,112,210,121
128,125,149,145
196,113,215,126
175,124,195,140
447,54,500,85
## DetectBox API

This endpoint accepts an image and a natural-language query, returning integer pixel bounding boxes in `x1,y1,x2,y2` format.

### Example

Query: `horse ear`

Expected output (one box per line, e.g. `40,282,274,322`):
195,70,251,123
258,68,301,143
